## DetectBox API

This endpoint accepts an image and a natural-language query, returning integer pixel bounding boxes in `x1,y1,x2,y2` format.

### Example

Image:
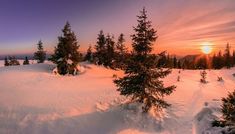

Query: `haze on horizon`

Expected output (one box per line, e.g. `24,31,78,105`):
0,0,235,56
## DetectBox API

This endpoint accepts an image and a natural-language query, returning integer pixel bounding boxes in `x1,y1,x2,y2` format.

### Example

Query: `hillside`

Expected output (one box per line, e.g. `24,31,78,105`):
0,62,234,134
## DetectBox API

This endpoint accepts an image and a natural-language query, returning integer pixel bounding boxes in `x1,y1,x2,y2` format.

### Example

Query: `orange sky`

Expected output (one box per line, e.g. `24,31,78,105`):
0,0,235,56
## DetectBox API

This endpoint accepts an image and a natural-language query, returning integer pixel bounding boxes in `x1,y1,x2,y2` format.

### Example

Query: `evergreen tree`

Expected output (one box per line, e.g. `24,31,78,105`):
173,56,177,68
114,8,175,113
84,45,93,62
157,51,167,67
224,43,232,68
50,22,81,75
8,56,20,66
221,90,235,127
104,34,115,67
232,50,235,67
195,57,207,69
115,33,128,69
217,50,224,69
177,60,182,69
4,57,9,66
213,90,235,134
23,56,30,65
200,70,207,83
94,30,106,65
34,40,46,63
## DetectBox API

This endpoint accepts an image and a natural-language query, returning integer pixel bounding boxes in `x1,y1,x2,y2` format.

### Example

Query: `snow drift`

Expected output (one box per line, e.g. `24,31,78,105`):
0,61,234,134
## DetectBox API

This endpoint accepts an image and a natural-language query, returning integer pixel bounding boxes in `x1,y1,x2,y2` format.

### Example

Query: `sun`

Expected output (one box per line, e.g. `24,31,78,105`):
201,42,213,54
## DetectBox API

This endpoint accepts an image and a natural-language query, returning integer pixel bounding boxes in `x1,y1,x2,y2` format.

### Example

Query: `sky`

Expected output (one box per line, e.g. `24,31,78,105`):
0,0,235,56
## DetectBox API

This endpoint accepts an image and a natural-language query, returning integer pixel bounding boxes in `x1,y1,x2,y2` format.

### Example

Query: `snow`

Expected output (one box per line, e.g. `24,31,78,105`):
0,61,234,134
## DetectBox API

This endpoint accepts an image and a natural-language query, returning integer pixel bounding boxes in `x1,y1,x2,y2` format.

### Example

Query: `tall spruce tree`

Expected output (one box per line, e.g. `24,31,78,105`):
84,45,93,62
114,8,175,113
94,30,106,65
50,22,81,75
224,43,232,68
23,56,30,65
34,40,46,63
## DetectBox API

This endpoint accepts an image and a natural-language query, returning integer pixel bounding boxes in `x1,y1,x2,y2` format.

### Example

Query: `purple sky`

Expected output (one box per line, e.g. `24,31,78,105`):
0,0,235,55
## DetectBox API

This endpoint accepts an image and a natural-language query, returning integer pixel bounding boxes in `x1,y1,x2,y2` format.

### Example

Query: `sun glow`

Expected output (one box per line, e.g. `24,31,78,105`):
201,42,213,54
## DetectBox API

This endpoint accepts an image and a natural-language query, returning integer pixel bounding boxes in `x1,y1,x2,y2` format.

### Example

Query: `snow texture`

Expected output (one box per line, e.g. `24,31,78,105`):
0,61,234,134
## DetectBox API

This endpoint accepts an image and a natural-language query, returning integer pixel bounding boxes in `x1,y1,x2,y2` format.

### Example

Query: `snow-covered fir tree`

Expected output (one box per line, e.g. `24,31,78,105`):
50,22,81,75
114,8,176,113
23,56,30,65
34,40,46,63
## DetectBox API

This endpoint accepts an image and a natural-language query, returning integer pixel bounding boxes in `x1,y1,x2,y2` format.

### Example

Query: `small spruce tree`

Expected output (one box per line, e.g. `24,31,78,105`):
114,8,175,113
84,45,93,62
224,43,232,69
34,40,46,63
200,70,207,83
213,90,235,134
50,22,81,75
221,90,235,128
4,57,9,66
8,56,20,66
23,56,30,65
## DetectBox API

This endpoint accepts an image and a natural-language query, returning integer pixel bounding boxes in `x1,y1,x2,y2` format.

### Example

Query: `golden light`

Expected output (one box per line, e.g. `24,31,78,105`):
201,42,213,54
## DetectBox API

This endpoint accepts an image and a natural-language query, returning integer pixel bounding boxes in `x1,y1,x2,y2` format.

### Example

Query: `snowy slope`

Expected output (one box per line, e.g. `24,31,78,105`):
0,61,234,134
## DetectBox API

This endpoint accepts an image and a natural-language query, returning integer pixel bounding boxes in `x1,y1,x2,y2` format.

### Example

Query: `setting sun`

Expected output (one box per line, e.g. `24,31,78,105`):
201,42,213,54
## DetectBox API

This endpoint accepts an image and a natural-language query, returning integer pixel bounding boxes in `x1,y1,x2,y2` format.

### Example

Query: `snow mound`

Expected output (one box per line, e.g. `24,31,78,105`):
0,62,235,134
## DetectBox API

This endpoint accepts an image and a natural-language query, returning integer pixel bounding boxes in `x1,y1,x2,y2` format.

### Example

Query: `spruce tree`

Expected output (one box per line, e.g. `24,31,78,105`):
221,90,235,127
232,50,235,67
4,57,9,66
105,34,115,67
173,56,177,68
84,45,93,62
213,90,235,133
50,22,81,75
224,43,232,68
8,56,20,66
34,40,46,63
217,50,224,69
23,56,30,65
115,33,128,69
114,8,175,113
94,30,106,65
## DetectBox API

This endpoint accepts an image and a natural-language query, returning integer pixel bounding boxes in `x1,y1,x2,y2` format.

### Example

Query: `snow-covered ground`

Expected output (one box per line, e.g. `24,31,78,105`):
0,61,234,134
